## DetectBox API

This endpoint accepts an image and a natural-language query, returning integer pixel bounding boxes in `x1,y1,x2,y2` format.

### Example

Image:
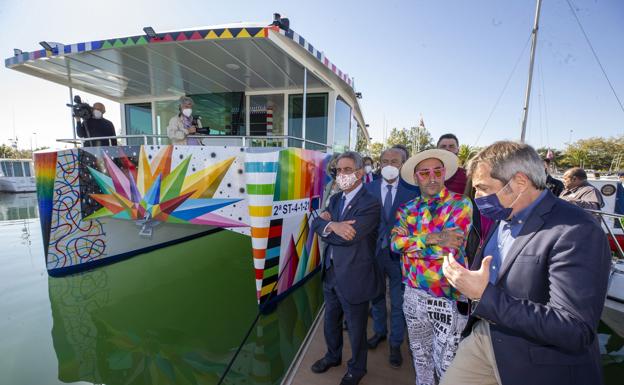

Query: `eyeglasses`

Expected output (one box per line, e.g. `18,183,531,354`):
336,167,357,174
415,167,445,180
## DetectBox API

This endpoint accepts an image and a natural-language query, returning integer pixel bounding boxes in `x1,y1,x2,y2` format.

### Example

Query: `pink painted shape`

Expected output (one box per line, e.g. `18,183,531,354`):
104,154,132,200
189,213,247,228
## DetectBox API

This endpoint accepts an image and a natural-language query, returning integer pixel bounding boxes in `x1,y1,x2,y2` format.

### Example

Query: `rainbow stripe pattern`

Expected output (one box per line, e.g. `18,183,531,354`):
34,151,58,256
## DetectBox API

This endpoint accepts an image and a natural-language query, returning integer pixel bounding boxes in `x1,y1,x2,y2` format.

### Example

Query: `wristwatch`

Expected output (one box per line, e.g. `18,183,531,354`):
470,299,480,315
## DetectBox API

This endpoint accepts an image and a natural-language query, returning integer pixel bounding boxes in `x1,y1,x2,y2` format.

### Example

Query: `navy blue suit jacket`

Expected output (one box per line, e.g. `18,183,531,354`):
364,178,420,258
312,186,383,305
466,191,611,385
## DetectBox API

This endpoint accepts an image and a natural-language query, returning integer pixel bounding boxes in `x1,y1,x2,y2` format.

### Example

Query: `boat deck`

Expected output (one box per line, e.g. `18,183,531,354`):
284,306,415,385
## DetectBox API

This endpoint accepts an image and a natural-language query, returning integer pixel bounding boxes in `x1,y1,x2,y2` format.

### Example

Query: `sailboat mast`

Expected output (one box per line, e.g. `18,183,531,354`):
520,0,543,143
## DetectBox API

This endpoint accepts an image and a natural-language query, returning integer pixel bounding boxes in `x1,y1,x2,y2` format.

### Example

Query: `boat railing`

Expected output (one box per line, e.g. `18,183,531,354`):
56,134,332,150
586,209,624,260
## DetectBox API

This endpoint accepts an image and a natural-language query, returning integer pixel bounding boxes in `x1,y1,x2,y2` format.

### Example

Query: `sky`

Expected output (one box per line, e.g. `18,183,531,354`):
0,0,622,151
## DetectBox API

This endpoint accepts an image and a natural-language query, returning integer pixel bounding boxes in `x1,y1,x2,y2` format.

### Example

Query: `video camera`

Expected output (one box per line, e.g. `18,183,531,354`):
192,115,210,135
67,95,92,120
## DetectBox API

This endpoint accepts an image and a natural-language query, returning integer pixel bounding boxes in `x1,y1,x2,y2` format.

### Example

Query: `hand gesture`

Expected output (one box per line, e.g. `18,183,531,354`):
442,253,492,300
188,126,197,134
393,226,409,236
329,220,356,241
319,211,332,221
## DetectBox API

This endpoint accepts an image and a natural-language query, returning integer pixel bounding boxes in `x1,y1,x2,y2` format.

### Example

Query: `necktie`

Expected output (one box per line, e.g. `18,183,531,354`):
381,185,394,249
384,184,394,221
338,195,346,221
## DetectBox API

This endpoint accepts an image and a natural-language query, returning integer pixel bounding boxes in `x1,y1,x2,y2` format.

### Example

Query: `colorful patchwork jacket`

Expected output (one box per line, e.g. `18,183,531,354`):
391,187,472,300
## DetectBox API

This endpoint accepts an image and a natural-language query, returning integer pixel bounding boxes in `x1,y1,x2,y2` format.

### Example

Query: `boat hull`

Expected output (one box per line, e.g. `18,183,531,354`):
34,145,331,305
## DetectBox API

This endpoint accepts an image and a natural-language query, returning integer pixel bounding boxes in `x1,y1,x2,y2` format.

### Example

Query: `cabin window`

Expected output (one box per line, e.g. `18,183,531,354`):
155,93,246,141
12,162,24,177
23,162,32,177
249,94,285,143
1,162,11,177
334,97,352,153
288,93,328,151
124,103,153,146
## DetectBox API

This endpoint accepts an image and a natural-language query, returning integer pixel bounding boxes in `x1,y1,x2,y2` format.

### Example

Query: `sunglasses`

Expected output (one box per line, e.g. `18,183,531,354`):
415,167,445,180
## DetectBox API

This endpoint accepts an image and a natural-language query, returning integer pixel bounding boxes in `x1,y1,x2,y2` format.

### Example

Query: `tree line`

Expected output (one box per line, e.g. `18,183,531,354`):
363,127,624,173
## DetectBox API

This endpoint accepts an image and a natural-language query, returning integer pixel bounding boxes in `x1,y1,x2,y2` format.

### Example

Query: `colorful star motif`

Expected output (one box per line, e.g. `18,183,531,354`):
85,146,245,228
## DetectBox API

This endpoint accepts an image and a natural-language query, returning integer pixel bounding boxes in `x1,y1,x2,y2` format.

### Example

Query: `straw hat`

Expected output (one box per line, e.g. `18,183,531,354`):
401,149,459,186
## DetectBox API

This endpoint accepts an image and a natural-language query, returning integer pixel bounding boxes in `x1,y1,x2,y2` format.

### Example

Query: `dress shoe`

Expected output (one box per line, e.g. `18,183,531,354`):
389,345,403,368
340,371,364,385
367,333,386,349
311,357,341,373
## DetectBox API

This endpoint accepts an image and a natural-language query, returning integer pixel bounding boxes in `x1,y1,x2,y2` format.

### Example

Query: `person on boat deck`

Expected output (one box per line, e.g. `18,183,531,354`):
440,141,611,385
166,96,202,145
365,148,419,368
560,167,604,210
437,133,467,195
310,151,382,385
543,159,564,196
362,156,375,183
75,102,117,147
390,149,472,385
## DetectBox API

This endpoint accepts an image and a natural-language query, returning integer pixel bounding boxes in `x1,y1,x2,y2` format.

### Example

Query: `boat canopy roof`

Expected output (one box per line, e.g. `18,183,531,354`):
5,23,354,99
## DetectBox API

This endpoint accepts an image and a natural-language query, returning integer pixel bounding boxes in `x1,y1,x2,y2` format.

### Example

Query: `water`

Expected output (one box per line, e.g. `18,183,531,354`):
0,193,323,385
0,193,623,384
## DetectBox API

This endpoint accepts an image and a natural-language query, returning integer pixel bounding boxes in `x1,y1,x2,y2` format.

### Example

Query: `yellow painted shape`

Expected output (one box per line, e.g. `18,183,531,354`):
237,28,252,38
220,29,234,39
205,30,219,39
260,282,277,297
249,206,272,217
180,157,235,198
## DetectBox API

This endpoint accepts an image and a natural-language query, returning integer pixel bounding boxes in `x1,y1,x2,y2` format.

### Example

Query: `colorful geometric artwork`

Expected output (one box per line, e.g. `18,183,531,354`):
34,144,331,305
85,146,244,228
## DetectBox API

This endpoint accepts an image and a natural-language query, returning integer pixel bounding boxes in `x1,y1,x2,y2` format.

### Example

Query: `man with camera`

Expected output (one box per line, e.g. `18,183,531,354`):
167,96,203,145
75,102,118,147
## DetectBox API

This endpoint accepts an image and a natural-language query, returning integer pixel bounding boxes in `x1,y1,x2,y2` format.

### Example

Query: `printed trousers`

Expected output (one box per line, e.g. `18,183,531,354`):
403,286,467,385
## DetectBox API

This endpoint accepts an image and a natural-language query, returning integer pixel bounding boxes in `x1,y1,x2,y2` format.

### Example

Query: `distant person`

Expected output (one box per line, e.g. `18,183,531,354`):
437,133,467,194
365,148,419,368
391,149,472,385
75,102,117,147
167,96,202,145
543,159,564,196
560,167,604,210
391,144,420,193
310,151,382,385
363,156,375,183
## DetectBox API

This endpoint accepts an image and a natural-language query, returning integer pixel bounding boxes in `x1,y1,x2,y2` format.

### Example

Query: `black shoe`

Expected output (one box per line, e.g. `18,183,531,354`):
389,345,403,368
311,357,341,373
367,333,386,349
340,371,364,385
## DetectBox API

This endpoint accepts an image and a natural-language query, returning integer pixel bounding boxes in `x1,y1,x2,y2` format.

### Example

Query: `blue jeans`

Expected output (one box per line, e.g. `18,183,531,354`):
371,247,405,347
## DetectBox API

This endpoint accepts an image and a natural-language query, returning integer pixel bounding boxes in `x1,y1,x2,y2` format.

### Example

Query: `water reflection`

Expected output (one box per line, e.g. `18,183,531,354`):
47,229,323,385
0,192,38,221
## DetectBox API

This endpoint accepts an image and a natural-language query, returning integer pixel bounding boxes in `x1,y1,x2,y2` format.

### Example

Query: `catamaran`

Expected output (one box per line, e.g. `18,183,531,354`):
5,15,368,306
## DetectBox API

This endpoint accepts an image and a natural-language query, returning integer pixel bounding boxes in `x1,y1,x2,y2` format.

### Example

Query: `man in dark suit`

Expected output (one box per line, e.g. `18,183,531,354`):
365,147,419,368
440,141,611,385
310,151,382,385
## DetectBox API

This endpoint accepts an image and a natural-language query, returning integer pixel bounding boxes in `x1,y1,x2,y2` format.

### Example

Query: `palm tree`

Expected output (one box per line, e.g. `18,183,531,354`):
457,144,476,167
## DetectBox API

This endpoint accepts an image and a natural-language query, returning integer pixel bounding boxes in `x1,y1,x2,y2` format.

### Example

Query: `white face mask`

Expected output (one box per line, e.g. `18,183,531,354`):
336,172,358,191
92,110,103,119
182,108,193,117
364,165,372,174
381,165,400,181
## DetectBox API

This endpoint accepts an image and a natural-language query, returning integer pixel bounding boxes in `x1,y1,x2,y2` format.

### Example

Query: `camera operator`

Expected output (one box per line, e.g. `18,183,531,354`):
167,96,203,145
75,102,118,147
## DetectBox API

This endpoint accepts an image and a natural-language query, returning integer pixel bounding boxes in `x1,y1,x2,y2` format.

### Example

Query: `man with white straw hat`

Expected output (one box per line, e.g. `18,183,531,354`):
391,149,473,385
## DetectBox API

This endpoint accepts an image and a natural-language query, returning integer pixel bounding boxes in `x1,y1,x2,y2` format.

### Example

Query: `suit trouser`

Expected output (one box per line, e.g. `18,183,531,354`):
323,265,369,377
439,320,502,385
371,247,406,347
403,286,467,385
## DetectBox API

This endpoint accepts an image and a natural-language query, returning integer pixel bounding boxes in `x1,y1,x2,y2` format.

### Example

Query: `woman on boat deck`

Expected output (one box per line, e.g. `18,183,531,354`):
391,149,472,385
167,96,202,145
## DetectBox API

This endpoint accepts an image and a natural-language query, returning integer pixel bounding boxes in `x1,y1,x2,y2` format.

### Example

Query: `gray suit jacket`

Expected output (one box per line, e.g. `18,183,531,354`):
466,191,611,385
